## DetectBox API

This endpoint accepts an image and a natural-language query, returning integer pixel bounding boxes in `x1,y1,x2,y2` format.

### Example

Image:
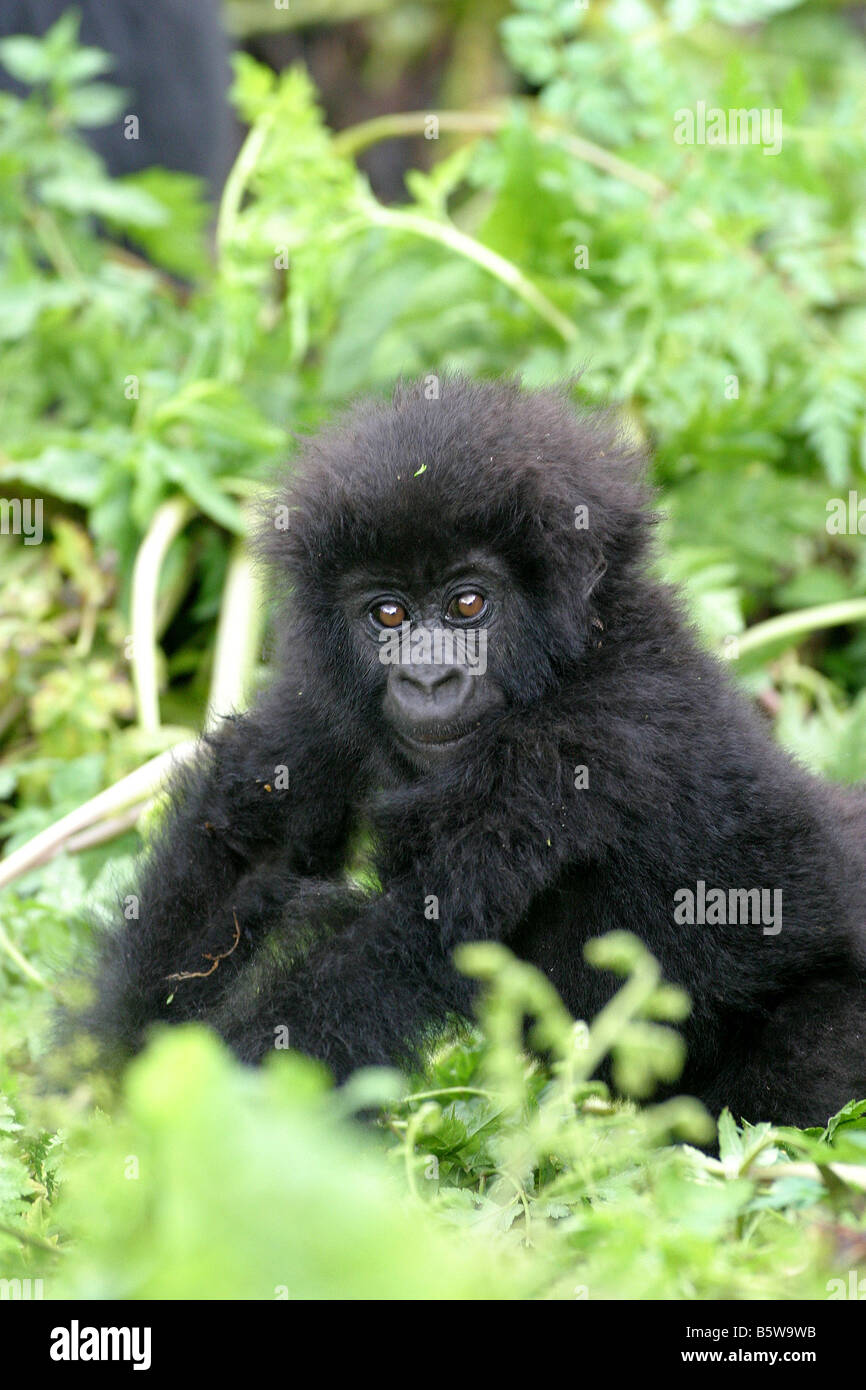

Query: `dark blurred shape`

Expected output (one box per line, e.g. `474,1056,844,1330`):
246,21,446,203
0,0,235,199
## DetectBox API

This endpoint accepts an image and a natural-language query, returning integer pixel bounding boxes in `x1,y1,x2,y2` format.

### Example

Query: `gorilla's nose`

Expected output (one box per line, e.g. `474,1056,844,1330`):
393,662,473,720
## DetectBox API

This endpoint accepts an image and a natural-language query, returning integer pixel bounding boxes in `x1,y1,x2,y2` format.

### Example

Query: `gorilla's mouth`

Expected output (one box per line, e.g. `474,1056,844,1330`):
394,725,476,755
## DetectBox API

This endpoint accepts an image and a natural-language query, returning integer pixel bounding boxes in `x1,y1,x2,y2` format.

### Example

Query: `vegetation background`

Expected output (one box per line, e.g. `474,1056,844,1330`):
1,0,865,1300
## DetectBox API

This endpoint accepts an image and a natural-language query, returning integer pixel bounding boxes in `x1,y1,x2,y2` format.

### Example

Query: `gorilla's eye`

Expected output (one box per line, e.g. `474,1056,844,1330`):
371,600,407,629
447,591,486,621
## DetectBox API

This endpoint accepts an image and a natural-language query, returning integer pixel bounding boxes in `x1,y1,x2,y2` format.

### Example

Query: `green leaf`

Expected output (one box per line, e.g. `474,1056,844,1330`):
163,454,245,534
38,175,166,226
717,1109,744,1163
0,448,104,504
0,36,56,86
65,82,126,129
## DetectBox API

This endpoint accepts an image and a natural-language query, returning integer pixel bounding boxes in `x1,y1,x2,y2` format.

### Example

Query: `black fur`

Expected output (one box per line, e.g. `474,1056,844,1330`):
81,378,866,1126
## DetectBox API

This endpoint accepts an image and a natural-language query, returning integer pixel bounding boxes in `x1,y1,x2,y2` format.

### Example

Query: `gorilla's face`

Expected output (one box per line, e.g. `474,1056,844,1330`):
340,550,509,769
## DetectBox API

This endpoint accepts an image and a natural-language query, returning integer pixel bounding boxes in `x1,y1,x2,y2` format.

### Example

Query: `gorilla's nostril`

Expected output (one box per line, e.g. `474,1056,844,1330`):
399,664,462,695
391,663,474,729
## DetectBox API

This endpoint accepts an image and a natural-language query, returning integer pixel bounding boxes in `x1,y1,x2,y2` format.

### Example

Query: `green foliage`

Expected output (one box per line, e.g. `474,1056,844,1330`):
35,1033,526,1299
2,936,864,1299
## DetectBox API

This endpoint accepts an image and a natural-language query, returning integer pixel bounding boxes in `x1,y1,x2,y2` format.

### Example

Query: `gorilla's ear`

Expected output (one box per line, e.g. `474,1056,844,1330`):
544,417,655,565
524,413,657,668
575,475,659,620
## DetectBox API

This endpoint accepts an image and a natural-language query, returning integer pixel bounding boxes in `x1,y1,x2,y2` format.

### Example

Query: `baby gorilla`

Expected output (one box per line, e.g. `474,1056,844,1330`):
83,377,866,1127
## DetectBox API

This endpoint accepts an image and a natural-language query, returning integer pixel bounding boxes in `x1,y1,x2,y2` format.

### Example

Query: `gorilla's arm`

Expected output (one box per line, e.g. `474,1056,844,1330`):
207,897,474,1076
197,707,595,1075
83,684,362,1055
